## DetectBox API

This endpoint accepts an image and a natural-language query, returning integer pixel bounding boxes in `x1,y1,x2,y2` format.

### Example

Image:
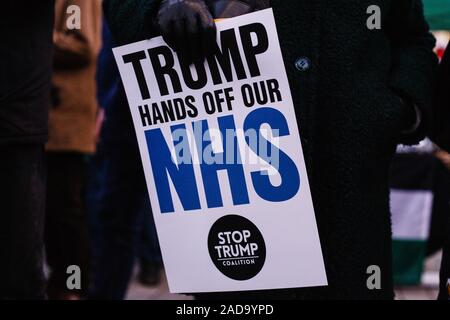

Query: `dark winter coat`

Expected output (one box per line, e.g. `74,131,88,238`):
0,2,54,145
435,43,450,301
103,0,438,299
434,42,450,152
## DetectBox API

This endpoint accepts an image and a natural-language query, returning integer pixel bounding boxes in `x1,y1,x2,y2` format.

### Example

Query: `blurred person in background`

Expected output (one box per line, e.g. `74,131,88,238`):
45,0,102,300
433,41,450,300
137,206,163,287
104,0,437,299
434,42,450,152
87,20,162,300
0,2,54,299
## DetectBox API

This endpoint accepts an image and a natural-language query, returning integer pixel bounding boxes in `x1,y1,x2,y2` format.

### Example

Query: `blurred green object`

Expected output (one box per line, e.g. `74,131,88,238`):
424,0,450,30
393,240,425,285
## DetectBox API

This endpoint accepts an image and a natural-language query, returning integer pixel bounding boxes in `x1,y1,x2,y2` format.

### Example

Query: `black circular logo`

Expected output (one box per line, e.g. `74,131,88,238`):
208,215,266,281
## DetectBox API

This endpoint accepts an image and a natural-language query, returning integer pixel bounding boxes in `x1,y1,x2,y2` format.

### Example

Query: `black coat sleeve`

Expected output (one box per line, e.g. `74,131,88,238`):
386,0,438,144
103,0,162,46
433,42,450,152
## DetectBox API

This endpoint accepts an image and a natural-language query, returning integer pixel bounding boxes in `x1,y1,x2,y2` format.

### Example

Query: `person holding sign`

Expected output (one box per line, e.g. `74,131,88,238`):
104,0,437,300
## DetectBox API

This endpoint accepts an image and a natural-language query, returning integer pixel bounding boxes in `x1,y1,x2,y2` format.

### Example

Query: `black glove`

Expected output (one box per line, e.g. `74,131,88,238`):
157,0,216,63
207,0,269,18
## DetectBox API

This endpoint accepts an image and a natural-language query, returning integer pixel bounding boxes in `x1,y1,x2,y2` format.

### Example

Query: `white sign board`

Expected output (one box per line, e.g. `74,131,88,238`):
113,9,327,293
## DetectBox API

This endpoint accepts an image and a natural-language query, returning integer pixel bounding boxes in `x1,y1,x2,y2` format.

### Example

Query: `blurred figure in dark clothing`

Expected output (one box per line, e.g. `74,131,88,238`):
137,200,163,287
87,21,162,300
0,2,54,299
433,42,450,300
45,0,102,300
433,42,450,152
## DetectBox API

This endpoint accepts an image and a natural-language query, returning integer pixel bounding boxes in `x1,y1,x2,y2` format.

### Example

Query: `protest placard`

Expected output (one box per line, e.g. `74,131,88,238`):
113,9,327,293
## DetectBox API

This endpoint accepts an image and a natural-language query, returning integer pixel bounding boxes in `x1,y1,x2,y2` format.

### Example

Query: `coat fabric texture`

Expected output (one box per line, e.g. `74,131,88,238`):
103,0,438,299
0,1,54,145
434,43,450,300
434,42,450,152
47,0,102,154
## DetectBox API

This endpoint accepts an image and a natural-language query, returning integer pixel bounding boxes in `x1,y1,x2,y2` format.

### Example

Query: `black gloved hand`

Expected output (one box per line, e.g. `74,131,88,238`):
157,0,216,63
207,0,269,19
